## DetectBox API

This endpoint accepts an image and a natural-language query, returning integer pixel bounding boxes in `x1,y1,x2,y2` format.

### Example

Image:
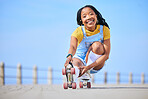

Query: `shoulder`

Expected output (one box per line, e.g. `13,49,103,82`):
71,26,83,44
74,26,82,33
96,24,110,33
72,26,83,37
103,25,110,31
102,25,110,40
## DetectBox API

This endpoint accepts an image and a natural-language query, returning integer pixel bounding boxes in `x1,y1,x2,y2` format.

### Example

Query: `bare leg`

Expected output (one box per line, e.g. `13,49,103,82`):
72,58,85,78
91,41,105,55
86,41,105,71
72,58,84,67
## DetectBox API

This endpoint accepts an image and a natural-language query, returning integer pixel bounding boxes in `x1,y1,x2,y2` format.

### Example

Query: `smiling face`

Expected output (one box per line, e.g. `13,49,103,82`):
81,7,97,31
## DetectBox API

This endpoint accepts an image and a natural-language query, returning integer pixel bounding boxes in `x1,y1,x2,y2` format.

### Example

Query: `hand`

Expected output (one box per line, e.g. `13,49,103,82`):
64,56,72,67
78,66,89,77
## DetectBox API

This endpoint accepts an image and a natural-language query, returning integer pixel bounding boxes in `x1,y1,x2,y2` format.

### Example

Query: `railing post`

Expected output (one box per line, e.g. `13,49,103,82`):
17,63,22,85
141,73,145,84
116,72,120,84
91,74,95,84
33,65,38,84
129,72,133,84
0,62,5,85
104,72,107,84
48,67,52,85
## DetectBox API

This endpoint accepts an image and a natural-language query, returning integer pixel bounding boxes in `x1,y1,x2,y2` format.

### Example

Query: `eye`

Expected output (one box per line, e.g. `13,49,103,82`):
90,12,94,15
83,15,86,18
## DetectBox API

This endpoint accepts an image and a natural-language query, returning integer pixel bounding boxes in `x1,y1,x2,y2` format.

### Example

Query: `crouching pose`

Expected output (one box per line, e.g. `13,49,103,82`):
64,5,111,80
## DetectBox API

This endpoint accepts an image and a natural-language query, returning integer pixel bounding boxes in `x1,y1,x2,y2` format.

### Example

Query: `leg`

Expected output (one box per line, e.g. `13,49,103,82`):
91,41,105,55
73,58,91,80
86,41,105,71
72,58,85,68
72,58,85,80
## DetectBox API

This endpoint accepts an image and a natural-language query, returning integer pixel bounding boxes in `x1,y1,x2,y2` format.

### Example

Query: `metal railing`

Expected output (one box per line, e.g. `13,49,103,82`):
0,62,147,85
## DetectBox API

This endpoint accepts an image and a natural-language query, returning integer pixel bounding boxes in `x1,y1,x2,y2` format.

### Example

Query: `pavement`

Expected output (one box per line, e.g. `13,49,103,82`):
0,84,148,99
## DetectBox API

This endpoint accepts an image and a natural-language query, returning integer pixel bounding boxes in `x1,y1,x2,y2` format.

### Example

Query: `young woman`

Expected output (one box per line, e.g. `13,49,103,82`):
64,5,111,78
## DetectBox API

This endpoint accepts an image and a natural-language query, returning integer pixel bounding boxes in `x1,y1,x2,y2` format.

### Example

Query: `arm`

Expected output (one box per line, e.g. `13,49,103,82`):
64,36,78,67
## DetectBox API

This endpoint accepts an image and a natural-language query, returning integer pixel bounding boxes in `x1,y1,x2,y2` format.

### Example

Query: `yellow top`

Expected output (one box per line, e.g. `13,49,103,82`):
71,25,110,45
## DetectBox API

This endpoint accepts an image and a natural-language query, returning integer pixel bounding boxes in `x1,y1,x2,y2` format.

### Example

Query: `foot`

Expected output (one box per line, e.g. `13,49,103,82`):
80,70,91,80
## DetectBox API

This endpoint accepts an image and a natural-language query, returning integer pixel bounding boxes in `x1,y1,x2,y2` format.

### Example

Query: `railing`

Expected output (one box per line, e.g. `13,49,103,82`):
0,62,147,85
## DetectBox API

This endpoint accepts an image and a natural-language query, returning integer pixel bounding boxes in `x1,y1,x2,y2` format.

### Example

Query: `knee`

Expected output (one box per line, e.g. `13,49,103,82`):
72,58,84,67
91,42,104,55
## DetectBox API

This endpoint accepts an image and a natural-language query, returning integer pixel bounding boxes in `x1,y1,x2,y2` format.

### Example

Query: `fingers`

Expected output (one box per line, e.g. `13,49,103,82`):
78,66,89,77
78,73,83,77
78,68,86,77
78,70,85,77
71,58,73,62
64,62,68,67
64,59,70,67
64,57,72,67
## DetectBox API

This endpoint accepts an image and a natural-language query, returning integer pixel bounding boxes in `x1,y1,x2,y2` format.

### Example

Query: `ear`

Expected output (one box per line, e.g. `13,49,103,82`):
80,20,84,25
96,15,98,19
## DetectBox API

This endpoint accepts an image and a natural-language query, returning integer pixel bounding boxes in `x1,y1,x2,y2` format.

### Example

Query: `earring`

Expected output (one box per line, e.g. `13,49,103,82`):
80,20,84,25
96,20,99,24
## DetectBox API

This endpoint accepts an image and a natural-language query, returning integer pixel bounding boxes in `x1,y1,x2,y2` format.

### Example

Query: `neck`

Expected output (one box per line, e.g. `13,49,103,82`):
85,25,96,32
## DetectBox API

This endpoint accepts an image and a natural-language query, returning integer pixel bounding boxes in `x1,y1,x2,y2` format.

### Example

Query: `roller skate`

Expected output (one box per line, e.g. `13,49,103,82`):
62,62,76,89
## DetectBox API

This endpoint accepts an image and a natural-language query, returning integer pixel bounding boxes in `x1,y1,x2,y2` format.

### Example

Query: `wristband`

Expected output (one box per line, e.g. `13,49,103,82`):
66,54,73,58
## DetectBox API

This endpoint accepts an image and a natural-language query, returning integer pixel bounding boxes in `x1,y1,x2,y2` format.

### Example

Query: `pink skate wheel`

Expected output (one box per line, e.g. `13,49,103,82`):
71,68,75,74
72,82,76,89
63,82,68,89
62,68,66,75
79,82,83,88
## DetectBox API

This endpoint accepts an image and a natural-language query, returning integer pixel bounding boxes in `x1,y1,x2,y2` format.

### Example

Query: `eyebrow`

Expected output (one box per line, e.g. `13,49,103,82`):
82,13,86,16
82,11,94,15
89,11,94,14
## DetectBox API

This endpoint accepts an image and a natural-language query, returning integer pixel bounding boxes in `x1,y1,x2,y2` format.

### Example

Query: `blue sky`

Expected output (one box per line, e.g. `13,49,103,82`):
0,0,148,84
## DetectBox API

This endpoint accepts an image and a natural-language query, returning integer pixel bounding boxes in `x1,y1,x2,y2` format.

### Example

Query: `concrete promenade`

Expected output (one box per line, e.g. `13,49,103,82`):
0,84,148,99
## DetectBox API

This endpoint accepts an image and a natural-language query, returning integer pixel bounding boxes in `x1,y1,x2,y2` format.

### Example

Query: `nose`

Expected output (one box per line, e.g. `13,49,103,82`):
86,15,91,20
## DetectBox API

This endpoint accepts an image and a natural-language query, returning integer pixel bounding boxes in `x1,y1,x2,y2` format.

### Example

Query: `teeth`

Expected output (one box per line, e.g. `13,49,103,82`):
88,21,93,23
88,20,93,24
86,19,94,24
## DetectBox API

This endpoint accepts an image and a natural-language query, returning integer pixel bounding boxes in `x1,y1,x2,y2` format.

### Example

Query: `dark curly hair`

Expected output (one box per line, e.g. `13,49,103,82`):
77,5,110,29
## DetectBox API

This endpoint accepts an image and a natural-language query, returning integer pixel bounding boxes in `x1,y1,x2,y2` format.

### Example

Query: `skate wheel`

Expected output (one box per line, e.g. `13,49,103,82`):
72,82,76,89
63,82,68,89
71,68,75,74
62,68,66,75
79,82,83,88
87,82,91,88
